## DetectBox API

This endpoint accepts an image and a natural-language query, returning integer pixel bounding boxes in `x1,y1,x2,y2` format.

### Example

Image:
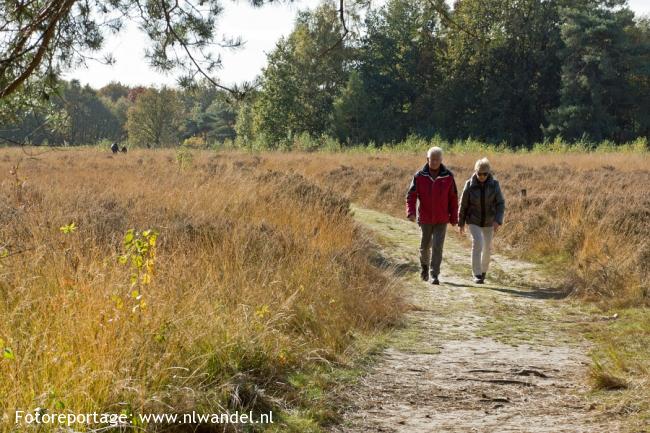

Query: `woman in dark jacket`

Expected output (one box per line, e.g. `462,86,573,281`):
458,158,505,284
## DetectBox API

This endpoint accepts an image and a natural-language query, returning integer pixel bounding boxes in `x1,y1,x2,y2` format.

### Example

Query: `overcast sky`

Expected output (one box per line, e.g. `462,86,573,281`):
63,0,650,89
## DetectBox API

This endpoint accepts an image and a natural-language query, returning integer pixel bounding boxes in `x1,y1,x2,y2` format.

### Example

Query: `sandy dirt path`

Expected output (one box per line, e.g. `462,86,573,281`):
329,205,626,433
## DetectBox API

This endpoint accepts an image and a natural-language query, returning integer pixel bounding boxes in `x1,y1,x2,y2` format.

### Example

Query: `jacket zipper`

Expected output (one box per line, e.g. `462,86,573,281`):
480,183,486,227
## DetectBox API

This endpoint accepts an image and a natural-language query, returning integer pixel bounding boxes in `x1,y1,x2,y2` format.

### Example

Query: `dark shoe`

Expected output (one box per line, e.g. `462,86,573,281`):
420,265,429,281
431,275,440,285
474,275,484,284
481,272,486,282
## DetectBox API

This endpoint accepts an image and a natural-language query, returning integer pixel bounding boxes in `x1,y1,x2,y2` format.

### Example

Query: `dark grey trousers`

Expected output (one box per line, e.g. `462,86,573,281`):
419,223,447,276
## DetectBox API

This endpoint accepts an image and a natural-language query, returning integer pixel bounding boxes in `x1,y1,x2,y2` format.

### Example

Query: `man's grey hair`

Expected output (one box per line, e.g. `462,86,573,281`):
427,146,443,158
474,157,491,172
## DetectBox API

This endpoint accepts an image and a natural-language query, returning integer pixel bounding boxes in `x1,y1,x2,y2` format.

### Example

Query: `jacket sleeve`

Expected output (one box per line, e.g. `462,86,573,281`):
406,175,417,217
458,180,470,227
494,181,505,225
448,175,459,225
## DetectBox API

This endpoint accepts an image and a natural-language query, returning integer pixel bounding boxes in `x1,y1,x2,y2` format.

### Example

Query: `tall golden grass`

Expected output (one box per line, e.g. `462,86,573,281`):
0,148,404,431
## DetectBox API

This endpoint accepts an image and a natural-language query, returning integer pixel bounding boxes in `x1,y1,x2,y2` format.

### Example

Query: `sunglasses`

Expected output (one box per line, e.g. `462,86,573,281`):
477,172,489,177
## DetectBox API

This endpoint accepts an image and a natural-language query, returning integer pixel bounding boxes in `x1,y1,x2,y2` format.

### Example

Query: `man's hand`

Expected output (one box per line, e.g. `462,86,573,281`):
407,214,416,222
458,225,465,235
493,222,501,233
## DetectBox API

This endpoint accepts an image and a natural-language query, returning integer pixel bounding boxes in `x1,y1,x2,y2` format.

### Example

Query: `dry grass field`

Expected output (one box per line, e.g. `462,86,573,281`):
1,146,648,431
0,148,404,431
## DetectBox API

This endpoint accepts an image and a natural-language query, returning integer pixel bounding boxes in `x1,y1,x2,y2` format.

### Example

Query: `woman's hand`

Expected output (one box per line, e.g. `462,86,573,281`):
458,225,465,235
493,222,501,233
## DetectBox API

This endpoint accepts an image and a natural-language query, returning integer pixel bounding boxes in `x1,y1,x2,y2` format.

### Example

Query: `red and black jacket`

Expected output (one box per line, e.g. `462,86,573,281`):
406,163,459,225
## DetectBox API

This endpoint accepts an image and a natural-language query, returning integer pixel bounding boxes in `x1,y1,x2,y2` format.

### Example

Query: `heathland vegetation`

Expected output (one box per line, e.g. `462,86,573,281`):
1,0,649,430
0,148,404,431
1,143,648,430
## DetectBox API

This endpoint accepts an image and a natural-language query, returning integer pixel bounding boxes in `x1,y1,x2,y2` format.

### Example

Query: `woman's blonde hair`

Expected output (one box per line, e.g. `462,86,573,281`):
474,157,491,173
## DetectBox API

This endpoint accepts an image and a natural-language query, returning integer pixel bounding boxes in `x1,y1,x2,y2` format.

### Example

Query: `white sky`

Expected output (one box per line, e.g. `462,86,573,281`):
63,0,650,90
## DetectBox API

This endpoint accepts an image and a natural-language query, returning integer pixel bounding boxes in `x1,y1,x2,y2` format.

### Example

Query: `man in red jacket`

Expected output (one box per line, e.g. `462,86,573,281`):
406,146,459,284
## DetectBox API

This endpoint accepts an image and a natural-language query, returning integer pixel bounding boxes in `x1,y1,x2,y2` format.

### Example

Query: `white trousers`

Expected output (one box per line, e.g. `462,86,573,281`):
468,224,494,276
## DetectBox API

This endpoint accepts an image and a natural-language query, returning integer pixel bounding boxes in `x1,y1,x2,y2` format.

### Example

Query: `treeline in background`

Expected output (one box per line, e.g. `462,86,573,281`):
0,81,236,148
2,0,649,150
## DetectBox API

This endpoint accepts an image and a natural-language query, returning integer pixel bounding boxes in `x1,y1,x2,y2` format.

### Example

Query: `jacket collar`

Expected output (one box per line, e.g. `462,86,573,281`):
421,162,451,179
470,172,493,186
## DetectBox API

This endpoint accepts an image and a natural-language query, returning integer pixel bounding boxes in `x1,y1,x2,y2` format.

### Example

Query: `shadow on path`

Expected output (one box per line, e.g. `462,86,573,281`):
482,285,572,300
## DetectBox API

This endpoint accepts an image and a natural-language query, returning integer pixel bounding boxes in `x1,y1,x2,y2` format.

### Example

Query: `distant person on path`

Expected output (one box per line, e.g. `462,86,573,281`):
458,158,506,284
110,142,119,154
406,146,459,285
